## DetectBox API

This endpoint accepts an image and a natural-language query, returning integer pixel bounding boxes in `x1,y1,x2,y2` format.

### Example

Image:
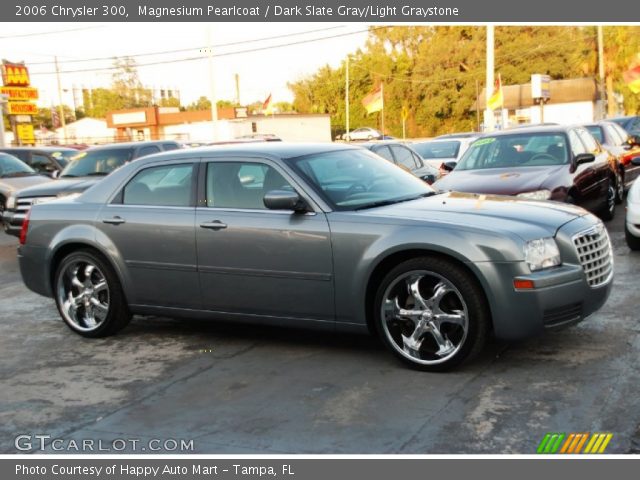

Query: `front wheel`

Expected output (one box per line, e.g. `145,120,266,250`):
626,223,640,251
600,176,616,221
373,257,490,371
54,249,131,337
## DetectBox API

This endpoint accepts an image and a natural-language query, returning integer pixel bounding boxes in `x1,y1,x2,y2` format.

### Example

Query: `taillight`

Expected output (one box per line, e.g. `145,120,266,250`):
19,210,31,246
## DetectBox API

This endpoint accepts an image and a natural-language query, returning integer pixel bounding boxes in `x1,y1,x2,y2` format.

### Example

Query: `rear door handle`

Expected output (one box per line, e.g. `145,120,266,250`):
200,220,227,230
102,216,126,225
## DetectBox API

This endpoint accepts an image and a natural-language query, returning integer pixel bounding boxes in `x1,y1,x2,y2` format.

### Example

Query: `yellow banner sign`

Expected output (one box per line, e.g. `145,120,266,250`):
16,124,35,144
0,86,38,100
8,102,38,115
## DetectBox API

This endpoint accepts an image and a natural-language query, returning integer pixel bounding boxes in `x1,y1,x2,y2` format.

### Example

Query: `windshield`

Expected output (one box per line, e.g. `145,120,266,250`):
413,141,460,159
0,153,36,178
456,133,569,171
285,149,435,211
586,126,604,143
61,148,132,177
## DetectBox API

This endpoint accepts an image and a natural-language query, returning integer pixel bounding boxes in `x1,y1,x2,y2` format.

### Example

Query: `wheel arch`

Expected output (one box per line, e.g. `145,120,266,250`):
363,248,494,335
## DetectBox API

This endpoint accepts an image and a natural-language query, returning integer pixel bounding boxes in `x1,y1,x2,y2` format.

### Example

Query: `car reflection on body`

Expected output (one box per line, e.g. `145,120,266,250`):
18,143,612,371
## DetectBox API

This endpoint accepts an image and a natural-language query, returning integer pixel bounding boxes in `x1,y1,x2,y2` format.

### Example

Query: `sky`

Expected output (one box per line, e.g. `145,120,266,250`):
0,22,370,109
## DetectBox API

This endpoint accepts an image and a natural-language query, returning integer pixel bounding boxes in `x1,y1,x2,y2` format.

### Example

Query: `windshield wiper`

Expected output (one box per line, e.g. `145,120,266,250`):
355,192,436,211
85,172,110,176
1,171,35,178
60,174,77,178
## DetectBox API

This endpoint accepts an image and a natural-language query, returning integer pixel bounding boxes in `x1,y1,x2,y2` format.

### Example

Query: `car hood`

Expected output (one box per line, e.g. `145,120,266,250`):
434,165,566,195
358,191,587,239
14,176,101,198
0,175,53,194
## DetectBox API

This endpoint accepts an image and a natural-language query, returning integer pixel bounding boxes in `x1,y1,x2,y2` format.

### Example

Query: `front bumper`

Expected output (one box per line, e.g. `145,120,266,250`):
2,210,23,236
626,202,640,237
476,214,613,341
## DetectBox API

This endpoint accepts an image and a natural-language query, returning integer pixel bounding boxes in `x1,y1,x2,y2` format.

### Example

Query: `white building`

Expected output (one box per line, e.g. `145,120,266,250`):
54,118,116,145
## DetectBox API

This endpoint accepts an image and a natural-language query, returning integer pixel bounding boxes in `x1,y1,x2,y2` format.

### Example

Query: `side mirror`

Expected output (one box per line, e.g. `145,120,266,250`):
631,157,640,166
421,174,436,185
263,190,307,212
442,161,457,172
574,153,595,166
51,170,60,179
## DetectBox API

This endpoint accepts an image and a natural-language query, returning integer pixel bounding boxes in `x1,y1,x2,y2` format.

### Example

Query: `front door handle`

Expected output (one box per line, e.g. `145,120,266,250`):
200,220,227,230
102,216,126,225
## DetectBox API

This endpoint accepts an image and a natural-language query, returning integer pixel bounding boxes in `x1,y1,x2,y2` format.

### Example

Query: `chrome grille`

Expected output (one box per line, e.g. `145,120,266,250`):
573,224,613,288
12,197,57,225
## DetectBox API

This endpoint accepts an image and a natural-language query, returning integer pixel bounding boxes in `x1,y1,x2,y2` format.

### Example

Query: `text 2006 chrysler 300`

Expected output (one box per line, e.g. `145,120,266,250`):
17,143,613,371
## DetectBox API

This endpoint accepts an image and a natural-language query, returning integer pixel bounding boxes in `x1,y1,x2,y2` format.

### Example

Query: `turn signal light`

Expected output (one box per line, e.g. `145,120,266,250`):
513,279,535,290
19,210,30,246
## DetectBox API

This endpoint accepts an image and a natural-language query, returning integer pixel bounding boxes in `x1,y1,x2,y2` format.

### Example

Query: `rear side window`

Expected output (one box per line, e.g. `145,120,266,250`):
136,145,161,158
568,130,587,156
162,142,180,151
603,125,624,146
123,164,194,207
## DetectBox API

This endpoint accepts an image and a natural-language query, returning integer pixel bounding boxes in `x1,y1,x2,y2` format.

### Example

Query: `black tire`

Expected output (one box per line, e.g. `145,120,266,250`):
626,223,640,251
599,176,616,221
615,170,625,204
54,249,131,338
373,256,490,372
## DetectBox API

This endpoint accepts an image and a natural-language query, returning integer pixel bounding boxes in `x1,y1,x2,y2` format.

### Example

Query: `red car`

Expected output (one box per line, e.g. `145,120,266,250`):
434,125,617,220
584,121,640,202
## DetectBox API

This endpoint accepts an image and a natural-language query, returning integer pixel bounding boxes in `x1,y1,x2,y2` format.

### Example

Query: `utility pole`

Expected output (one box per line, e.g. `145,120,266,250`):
234,73,240,106
597,26,606,119
345,55,350,141
54,56,68,143
206,26,219,141
484,25,495,132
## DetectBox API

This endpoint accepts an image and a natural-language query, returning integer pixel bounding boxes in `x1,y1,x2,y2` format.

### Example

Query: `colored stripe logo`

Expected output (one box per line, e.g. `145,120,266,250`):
537,433,613,454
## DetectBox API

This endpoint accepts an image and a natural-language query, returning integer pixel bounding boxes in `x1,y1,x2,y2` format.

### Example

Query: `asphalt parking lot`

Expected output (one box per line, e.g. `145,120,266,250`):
1,212,639,455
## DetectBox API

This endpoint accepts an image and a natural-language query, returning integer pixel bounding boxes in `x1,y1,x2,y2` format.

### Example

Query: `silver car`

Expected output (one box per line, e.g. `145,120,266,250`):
0,153,54,222
17,143,613,371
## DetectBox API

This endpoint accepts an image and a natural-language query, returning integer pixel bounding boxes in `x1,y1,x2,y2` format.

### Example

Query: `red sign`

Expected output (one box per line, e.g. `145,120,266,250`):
2,63,31,87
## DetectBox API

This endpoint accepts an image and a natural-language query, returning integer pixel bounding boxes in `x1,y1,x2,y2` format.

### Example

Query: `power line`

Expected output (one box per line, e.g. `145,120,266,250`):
0,25,105,40
30,27,381,76
27,25,349,66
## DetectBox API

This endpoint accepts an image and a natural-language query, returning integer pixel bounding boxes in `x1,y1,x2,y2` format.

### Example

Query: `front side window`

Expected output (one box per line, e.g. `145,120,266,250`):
206,161,294,210
412,141,461,159
576,128,599,152
457,133,569,170
30,153,55,171
372,145,394,162
568,130,587,157
390,145,418,170
123,164,194,207
61,148,133,177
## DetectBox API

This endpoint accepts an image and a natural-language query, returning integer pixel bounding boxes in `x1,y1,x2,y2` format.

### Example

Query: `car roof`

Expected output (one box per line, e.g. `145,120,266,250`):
135,142,363,165
0,146,75,152
86,140,178,151
435,132,478,139
482,125,573,136
358,140,412,148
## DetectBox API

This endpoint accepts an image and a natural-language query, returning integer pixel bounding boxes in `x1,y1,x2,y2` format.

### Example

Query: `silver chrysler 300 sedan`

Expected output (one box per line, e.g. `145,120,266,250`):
17,143,613,371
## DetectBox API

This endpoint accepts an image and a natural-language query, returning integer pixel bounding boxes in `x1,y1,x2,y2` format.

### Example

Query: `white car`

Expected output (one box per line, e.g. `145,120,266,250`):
411,136,479,172
344,127,383,141
626,157,640,250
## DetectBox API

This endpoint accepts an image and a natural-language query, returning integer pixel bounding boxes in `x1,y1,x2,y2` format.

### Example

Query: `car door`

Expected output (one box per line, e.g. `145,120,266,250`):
195,157,334,324
97,161,200,309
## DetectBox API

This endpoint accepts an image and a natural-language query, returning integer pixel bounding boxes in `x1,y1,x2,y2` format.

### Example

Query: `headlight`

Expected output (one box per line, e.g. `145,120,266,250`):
57,192,81,201
517,189,551,200
6,195,16,210
524,237,561,271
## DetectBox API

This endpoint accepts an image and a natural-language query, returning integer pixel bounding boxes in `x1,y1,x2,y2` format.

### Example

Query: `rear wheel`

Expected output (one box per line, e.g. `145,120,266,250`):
54,249,131,337
626,223,640,251
373,256,490,371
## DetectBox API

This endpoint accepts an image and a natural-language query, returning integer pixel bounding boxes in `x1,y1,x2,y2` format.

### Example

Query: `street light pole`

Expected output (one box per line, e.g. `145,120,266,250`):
54,56,68,143
597,26,607,120
345,55,350,141
484,25,496,132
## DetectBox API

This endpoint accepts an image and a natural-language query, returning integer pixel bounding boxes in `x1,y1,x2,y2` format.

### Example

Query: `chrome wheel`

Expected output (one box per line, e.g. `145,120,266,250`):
381,270,469,365
615,171,624,203
56,260,110,332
